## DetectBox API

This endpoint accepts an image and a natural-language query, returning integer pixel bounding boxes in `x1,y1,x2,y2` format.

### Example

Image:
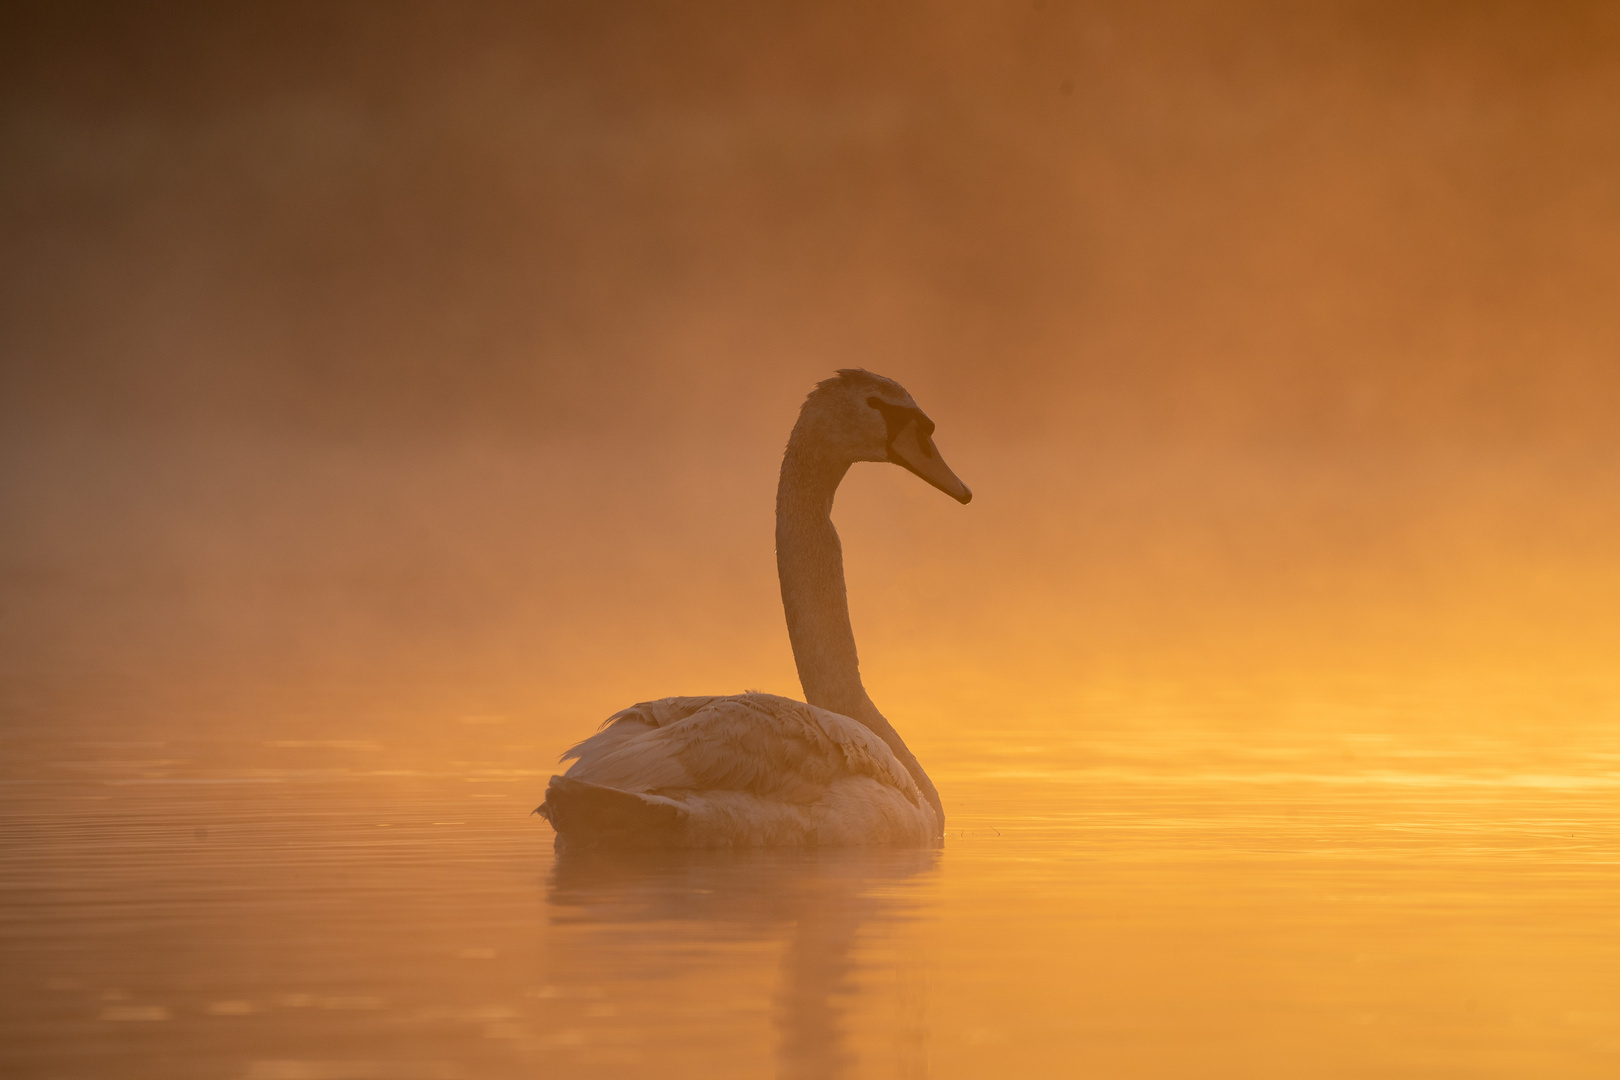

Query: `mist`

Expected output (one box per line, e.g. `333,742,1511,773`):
4,1,1618,744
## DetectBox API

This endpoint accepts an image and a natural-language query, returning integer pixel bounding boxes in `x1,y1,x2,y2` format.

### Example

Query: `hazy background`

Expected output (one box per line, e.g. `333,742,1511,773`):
4,1,1618,746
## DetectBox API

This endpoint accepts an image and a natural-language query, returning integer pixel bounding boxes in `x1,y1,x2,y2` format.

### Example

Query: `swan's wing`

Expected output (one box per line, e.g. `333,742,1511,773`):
723,694,920,802
557,695,722,784
560,693,922,807
601,695,727,731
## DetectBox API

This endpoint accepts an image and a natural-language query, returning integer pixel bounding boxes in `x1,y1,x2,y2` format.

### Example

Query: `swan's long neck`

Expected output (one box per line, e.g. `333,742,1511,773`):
775,430,861,718
776,415,944,830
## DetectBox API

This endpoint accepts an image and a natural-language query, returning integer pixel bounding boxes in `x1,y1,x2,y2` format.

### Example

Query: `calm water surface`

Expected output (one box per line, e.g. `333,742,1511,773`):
3,722,1618,1078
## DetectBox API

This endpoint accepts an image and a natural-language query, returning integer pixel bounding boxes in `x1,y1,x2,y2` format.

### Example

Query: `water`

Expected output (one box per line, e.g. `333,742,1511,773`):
3,723,1618,1078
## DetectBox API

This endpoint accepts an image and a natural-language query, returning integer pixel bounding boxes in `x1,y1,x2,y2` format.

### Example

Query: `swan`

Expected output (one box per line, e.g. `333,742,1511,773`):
536,369,971,848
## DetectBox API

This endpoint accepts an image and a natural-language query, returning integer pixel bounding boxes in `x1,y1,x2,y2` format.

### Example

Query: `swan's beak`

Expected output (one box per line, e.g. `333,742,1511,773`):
889,419,972,504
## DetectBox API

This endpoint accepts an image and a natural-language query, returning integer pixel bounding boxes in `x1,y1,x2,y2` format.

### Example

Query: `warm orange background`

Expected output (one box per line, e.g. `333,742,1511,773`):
3,2,1617,745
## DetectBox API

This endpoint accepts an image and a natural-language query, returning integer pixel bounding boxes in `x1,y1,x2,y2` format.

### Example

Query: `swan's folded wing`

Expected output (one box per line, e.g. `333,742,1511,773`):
797,702,921,803
558,699,700,793
664,696,842,801
562,695,812,797
601,696,724,731
558,695,719,769
559,692,920,807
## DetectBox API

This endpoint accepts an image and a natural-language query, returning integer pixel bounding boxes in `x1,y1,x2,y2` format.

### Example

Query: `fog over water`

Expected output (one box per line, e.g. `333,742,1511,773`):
6,2,1619,741
3,5,1619,1077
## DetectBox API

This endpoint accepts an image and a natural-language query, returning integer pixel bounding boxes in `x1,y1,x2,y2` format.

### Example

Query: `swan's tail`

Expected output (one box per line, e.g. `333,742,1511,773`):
535,775,687,848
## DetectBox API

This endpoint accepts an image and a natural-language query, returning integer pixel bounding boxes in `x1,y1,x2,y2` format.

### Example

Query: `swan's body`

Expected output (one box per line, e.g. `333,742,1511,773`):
547,694,936,846
538,370,971,848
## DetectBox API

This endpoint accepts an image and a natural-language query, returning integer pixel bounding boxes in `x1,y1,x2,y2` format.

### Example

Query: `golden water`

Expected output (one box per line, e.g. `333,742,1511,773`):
4,711,1618,1079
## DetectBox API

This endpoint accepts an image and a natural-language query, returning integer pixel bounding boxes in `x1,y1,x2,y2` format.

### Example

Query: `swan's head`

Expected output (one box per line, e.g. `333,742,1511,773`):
803,369,972,504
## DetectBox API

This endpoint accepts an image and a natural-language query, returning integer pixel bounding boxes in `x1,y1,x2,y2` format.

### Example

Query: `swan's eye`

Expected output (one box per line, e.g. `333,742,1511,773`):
866,396,934,453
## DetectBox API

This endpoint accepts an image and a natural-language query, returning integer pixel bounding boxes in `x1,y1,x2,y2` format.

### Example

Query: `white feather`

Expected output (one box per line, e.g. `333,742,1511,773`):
555,693,935,847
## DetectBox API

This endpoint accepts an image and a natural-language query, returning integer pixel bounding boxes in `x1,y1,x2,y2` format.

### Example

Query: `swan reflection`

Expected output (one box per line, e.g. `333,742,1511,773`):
546,846,939,1078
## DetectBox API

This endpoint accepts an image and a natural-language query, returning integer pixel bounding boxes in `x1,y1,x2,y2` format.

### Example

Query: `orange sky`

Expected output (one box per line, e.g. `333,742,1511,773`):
2,2,1617,739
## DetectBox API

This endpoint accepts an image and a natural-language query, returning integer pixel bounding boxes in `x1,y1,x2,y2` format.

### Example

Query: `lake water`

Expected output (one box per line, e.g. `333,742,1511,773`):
4,718,1618,1079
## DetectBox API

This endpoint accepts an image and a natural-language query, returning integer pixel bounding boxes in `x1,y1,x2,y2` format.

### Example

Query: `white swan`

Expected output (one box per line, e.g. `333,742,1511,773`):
537,369,971,848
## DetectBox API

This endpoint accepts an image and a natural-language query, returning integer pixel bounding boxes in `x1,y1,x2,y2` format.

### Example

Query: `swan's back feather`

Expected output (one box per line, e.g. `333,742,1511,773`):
563,693,918,803
547,692,933,848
